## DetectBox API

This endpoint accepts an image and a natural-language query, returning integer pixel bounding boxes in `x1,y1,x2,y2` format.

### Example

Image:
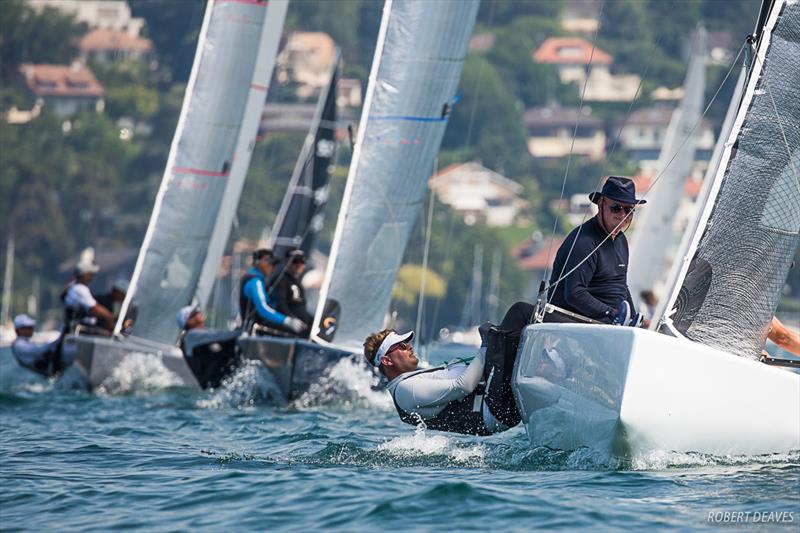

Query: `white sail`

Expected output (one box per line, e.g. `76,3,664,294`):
117,0,287,344
652,67,746,329
1,235,14,327
661,0,800,359
310,0,479,348
627,27,706,308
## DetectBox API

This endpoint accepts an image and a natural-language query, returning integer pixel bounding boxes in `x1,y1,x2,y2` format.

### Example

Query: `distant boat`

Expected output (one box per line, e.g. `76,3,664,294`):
64,0,289,389
232,0,480,401
513,0,799,459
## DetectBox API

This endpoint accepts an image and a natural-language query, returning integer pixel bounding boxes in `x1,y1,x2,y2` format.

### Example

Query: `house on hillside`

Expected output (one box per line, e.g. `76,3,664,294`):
78,28,153,63
617,107,715,175
561,0,601,35
428,162,528,227
524,106,606,160
276,32,337,100
533,37,641,102
28,0,145,37
19,62,105,117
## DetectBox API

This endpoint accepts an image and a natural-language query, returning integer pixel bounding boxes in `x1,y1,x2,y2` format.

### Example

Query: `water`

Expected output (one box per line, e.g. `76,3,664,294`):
1,346,798,531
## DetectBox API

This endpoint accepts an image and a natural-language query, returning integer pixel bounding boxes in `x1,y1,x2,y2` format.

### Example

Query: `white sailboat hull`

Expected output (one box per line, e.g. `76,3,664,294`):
513,323,800,459
66,335,200,389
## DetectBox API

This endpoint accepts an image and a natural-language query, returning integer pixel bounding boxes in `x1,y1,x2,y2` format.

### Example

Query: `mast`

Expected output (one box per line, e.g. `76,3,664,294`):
1,236,14,326
660,0,800,359
627,27,707,308
309,0,480,348
116,0,288,344
267,51,340,261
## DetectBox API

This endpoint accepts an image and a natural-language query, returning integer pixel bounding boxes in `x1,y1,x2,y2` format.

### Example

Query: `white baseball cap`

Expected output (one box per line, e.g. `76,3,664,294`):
75,260,100,275
13,314,36,329
371,330,414,367
176,305,199,329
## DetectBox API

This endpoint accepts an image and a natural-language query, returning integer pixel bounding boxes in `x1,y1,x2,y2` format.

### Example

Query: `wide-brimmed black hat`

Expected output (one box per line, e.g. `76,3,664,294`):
589,176,646,205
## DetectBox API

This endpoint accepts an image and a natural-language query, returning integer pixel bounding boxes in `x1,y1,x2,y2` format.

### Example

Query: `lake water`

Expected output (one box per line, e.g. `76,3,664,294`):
1,345,798,531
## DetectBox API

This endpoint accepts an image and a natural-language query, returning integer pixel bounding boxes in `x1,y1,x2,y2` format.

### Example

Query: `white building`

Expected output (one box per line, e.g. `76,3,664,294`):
28,0,145,37
618,107,715,175
19,62,105,117
428,162,527,227
525,106,606,160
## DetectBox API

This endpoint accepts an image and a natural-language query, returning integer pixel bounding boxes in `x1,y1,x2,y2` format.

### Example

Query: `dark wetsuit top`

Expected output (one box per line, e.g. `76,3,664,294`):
548,217,635,321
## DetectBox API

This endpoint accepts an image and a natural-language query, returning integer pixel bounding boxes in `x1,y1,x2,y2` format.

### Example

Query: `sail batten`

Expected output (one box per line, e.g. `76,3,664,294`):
117,0,287,344
311,0,479,347
664,0,800,359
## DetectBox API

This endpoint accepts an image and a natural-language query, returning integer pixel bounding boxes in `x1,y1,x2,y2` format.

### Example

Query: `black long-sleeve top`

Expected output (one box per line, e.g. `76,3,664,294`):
273,273,314,326
547,217,635,321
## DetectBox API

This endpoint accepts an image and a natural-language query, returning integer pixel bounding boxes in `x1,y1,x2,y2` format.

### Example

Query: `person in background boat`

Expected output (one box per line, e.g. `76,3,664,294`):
61,260,115,335
240,249,307,336
547,176,643,326
96,278,137,334
639,290,658,328
272,249,313,338
766,316,800,356
364,302,534,436
176,304,205,350
10,314,74,378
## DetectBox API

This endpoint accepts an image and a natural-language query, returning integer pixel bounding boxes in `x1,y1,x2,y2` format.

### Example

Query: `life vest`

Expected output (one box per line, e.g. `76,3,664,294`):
12,338,65,378
390,366,492,436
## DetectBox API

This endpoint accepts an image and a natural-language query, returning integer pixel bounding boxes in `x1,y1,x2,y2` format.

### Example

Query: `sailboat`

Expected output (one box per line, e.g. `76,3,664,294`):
65,0,289,389
512,0,799,459
235,0,480,401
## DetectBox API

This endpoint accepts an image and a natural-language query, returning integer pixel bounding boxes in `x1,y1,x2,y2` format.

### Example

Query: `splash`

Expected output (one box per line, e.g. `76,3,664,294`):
628,449,800,471
292,355,392,410
377,426,487,465
196,359,285,409
95,352,183,395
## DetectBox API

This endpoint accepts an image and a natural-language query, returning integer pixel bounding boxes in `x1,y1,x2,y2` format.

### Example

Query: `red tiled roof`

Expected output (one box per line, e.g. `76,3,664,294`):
632,173,703,198
20,63,104,98
515,236,566,271
533,37,612,65
78,28,153,53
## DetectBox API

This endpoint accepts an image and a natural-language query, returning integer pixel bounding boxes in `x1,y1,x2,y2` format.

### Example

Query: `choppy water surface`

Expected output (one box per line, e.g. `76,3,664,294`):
1,346,798,531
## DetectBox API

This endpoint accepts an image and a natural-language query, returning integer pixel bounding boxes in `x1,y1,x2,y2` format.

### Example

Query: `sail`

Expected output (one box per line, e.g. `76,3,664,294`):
627,27,707,307
664,0,800,359
311,0,479,347
652,67,746,329
268,52,340,261
117,0,288,344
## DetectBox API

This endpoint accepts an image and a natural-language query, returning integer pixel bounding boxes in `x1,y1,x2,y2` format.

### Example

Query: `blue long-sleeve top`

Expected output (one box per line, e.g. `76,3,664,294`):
242,267,288,326
548,217,635,321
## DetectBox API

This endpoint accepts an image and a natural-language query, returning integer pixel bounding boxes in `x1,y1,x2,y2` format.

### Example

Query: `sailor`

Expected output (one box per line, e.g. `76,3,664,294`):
364,302,533,436
547,176,643,325
10,314,72,378
272,249,313,337
61,260,115,335
239,249,306,336
96,278,128,315
176,304,205,350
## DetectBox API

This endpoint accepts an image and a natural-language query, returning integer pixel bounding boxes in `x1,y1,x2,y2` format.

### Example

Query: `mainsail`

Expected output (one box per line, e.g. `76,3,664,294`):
663,0,800,359
268,52,340,261
627,27,707,306
117,0,288,344
311,0,479,347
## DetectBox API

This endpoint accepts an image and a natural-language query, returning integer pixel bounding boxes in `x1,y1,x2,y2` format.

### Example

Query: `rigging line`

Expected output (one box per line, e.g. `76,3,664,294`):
462,0,495,151
415,182,436,361
543,41,747,300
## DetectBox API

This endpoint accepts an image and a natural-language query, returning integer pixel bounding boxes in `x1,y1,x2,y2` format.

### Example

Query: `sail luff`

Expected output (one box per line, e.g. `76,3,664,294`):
194,0,288,310
310,0,480,348
627,27,706,309
309,0,394,343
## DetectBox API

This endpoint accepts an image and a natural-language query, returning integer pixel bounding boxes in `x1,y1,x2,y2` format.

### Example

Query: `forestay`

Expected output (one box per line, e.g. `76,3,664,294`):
627,27,706,306
117,0,288,344
268,52,340,261
663,0,800,359
311,0,479,347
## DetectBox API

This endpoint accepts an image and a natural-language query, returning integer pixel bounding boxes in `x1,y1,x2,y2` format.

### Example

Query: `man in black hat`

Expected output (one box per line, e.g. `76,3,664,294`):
272,249,313,338
546,176,645,325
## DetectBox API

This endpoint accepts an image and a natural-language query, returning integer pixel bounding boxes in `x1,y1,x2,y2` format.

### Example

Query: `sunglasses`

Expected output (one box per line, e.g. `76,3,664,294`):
607,203,636,214
387,341,411,355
